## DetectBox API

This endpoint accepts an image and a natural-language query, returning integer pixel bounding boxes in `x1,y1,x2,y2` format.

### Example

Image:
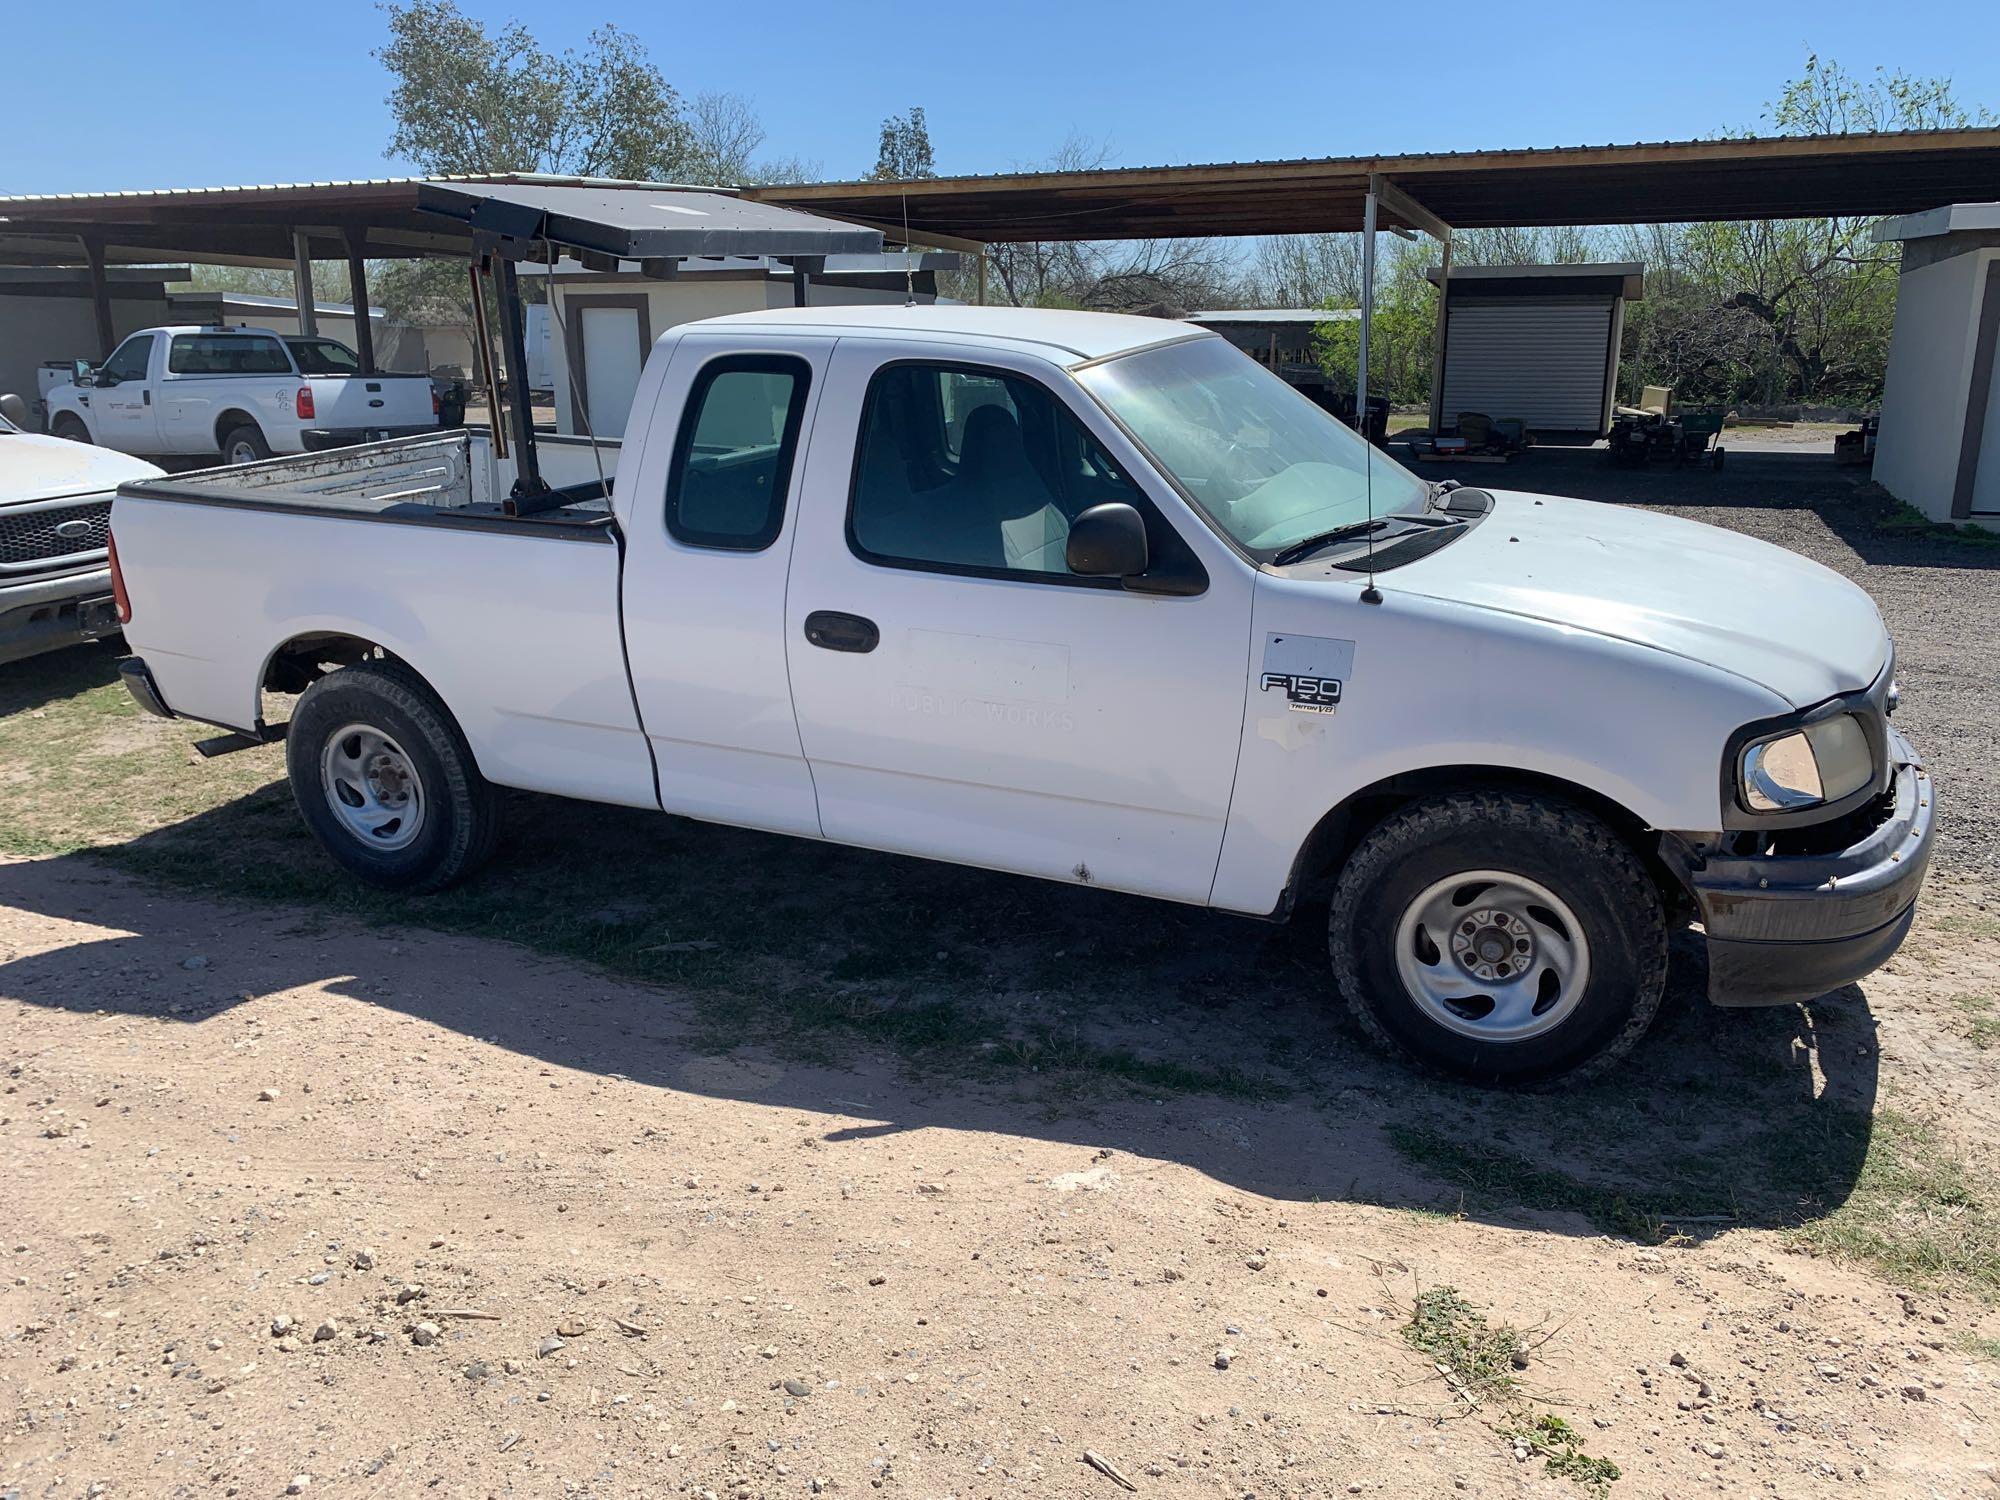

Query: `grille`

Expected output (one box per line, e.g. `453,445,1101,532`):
0,500,111,567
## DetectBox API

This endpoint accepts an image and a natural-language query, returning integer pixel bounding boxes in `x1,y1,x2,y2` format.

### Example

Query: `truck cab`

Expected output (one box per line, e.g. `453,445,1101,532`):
44,325,436,463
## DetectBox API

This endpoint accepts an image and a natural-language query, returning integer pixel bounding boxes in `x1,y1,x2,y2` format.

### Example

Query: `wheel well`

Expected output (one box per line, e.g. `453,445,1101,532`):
52,411,88,434
214,410,261,447
1285,765,1674,915
261,632,387,696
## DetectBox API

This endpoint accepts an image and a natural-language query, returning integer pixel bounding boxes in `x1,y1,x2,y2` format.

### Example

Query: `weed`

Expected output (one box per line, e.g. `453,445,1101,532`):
1950,994,2000,1050
1502,1412,1622,1496
1400,1285,1523,1403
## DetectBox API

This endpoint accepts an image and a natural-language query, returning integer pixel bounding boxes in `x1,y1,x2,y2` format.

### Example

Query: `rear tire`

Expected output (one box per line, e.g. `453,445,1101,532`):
52,415,92,445
1328,790,1667,1086
221,423,272,465
286,659,499,893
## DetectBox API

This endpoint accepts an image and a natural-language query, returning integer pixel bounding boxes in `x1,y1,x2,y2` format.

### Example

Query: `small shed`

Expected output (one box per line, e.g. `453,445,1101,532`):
1426,263,1643,437
1871,202,2000,524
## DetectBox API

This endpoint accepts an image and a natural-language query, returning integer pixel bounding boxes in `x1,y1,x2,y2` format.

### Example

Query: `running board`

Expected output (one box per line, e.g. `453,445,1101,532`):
193,722,288,759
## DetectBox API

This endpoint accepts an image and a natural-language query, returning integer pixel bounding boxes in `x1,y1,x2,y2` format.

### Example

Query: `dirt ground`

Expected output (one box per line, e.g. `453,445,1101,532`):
3,854,1998,1500
4,452,2000,1499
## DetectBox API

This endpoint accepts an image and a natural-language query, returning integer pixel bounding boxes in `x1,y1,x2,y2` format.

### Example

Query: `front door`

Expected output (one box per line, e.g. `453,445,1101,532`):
93,333,159,453
620,331,833,837
782,341,1255,904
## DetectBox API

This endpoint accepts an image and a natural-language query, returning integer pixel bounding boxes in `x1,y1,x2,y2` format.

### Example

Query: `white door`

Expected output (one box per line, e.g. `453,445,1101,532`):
782,341,1256,904
620,332,834,837
92,333,160,453
580,305,645,438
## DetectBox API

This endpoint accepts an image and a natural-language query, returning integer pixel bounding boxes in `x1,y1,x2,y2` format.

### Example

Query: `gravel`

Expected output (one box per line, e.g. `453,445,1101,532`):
1412,445,2000,872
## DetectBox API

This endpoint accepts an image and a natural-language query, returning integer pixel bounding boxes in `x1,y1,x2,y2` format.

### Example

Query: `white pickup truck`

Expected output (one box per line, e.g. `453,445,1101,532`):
45,325,436,465
106,306,1934,1083
0,396,163,665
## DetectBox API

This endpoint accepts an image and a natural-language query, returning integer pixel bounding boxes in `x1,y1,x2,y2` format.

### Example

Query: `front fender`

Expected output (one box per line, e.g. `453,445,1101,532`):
1207,578,1790,915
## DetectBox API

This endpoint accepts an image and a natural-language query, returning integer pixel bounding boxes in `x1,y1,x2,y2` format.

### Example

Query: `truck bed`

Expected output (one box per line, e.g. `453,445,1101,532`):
117,431,621,533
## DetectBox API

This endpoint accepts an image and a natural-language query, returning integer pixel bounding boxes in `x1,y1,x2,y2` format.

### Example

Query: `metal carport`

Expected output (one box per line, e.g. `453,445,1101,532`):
0,175,881,504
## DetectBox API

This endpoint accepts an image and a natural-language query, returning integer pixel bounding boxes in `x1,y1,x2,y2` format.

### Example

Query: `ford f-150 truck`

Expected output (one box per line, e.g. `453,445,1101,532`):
0,396,163,665
46,325,436,464
106,305,1935,1083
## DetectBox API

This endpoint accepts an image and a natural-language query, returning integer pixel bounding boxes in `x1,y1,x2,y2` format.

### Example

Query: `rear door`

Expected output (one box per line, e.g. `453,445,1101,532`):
92,334,161,453
620,331,834,837
159,332,296,454
781,339,1255,904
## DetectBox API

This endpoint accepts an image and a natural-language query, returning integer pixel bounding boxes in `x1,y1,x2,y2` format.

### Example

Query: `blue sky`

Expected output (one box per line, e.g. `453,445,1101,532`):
2,0,1995,196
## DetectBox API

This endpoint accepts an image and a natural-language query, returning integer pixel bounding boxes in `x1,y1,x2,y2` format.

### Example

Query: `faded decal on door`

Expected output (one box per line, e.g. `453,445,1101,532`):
1259,632,1354,716
893,628,1076,733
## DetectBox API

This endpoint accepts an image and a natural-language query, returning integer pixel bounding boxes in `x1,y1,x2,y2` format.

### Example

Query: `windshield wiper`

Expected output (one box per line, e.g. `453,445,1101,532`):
1270,518,1387,566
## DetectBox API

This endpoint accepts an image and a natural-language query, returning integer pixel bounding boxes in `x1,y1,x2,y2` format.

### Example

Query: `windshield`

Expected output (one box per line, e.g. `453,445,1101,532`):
1075,335,1430,557
286,337,362,375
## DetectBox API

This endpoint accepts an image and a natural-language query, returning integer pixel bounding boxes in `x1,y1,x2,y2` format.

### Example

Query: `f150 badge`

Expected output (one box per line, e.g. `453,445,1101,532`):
1260,632,1355,716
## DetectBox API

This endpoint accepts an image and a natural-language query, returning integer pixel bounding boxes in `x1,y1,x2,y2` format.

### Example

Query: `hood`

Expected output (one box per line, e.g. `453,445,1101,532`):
2,432,164,502
1376,492,1889,708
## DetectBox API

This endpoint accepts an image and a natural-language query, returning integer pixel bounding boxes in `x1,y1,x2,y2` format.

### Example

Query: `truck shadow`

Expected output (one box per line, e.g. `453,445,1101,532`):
0,780,1882,1242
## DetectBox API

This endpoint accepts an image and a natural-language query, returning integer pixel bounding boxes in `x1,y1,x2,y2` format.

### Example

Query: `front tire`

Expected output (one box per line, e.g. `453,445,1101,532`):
1328,791,1667,1085
52,415,92,445
285,660,499,892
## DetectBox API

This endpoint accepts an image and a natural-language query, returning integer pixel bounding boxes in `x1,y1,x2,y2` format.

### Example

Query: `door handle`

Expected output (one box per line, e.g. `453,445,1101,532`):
803,611,879,653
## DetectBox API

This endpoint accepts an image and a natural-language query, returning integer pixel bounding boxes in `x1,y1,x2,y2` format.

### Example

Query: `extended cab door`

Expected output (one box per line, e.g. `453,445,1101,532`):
781,340,1255,904
619,331,836,837
159,330,298,456
90,334,161,453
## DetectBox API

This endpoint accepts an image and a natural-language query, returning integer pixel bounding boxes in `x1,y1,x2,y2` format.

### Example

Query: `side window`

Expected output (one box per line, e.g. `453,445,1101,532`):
100,335,153,384
664,355,811,552
167,335,294,376
849,362,1150,579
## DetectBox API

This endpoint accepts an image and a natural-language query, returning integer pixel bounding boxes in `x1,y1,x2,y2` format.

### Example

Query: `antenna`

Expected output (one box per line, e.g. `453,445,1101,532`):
901,190,915,305
1360,428,1381,603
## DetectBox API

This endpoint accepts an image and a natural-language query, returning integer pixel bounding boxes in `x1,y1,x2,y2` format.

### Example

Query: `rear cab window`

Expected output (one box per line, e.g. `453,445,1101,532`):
285,338,362,375
664,355,812,551
166,334,296,376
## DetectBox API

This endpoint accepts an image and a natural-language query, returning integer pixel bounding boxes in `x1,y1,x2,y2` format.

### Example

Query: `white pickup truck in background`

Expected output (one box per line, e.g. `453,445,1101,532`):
0,394,162,664
106,305,1935,1084
45,326,437,464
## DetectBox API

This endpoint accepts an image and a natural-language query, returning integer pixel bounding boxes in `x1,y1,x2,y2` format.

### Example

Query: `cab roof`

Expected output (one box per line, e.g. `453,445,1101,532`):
686,304,1208,365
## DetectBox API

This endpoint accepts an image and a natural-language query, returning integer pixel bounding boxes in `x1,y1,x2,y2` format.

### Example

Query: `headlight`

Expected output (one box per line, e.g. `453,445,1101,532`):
1738,713,1874,812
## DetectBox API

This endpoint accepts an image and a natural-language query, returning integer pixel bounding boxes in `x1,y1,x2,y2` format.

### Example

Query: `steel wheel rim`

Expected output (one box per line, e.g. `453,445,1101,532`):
229,441,258,464
1392,870,1591,1043
319,722,426,852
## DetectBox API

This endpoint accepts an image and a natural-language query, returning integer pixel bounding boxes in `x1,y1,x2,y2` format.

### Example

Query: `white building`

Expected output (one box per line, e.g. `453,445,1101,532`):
528,252,958,438
1872,203,2000,525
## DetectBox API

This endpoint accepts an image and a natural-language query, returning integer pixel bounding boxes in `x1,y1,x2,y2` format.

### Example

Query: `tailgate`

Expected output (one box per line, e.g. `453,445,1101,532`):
308,374,434,429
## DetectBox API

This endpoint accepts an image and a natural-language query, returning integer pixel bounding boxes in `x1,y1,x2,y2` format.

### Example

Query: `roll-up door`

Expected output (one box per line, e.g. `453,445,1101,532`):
1438,297,1615,432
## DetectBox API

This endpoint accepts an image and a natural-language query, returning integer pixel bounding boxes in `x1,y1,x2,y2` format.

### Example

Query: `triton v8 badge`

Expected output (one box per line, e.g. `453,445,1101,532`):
1260,632,1355,715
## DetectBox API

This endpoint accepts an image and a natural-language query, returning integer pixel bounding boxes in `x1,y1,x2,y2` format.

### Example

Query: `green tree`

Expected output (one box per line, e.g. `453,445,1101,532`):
377,1,694,179
871,107,936,181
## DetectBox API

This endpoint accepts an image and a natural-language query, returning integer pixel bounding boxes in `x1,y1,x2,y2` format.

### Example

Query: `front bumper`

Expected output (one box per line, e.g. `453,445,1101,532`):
1674,726,1935,1006
0,567,118,667
300,424,437,452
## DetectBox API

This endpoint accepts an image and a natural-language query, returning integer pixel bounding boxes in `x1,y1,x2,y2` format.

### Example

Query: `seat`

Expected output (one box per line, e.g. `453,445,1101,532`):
955,405,1070,572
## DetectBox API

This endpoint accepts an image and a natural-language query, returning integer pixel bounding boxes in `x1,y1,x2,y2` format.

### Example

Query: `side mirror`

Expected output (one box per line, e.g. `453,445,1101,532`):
1065,502,1150,579
71,359,96,387
0,394,28,429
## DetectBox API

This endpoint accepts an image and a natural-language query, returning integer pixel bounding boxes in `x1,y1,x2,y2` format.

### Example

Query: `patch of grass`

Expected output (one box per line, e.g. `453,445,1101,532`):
1789,1112,2000,1295
1956,1334,2000,1363
1391,1109,2000,1299
1935,912,2000,942
1387,1123,1719,1243
1872,497,2000,547
1502,1413,1621,1497
1401,1285,1523,1402
1951,994,2000,1050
